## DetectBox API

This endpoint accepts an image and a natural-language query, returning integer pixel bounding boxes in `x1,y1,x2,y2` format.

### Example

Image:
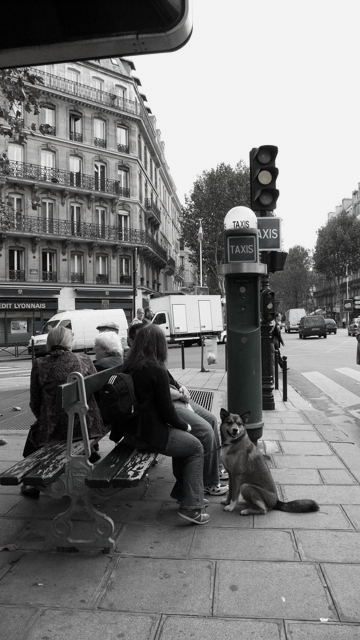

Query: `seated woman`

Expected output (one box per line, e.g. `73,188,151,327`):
22,326,108,498
94,331,123,371
123,323,209,525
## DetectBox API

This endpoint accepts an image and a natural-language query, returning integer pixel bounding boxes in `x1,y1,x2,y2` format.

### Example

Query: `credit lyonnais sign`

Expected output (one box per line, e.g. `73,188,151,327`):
227,236,257,262
258,217,281,251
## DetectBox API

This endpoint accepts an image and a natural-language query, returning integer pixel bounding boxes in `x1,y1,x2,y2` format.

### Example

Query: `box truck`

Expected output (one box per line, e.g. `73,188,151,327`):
284,308,306,333
151,295,223,345
28,308,128,357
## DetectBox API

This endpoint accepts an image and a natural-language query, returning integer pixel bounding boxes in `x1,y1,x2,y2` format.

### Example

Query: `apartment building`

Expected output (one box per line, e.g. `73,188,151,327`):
0,57,185,346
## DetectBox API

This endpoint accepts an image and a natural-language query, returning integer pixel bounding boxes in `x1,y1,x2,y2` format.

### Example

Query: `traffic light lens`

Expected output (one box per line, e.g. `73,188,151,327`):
258,169,272,185
257,149,272,164
259,191,273,206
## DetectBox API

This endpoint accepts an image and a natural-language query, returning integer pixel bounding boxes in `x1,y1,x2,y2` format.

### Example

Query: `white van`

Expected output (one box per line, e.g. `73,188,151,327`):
28,309,128,357
285,308,306,333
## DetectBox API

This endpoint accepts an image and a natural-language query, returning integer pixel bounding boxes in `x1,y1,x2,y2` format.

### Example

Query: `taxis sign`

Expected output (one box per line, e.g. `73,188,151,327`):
258,217,281,251
228,236,257,262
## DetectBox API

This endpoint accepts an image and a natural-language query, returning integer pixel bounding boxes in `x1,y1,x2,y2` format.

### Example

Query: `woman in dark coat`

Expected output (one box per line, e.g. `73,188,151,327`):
123,323,209,525
22,326,107,498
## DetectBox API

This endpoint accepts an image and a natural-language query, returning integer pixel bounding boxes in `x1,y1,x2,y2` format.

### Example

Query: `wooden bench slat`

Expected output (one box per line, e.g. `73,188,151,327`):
23,439,103,486
112,450,157,488
0,442,68,486
85,441,136,488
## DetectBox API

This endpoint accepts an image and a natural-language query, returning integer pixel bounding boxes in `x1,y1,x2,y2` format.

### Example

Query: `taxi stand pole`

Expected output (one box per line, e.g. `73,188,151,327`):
218,206,267,445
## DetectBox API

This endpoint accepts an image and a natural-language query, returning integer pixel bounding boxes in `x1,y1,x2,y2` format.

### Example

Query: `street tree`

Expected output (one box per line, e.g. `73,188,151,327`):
181,161,250,294
270,245,312,313
313,210,360,303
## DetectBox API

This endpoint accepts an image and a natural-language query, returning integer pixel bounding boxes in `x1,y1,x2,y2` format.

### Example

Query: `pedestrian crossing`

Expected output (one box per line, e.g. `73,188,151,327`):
302,371,360,408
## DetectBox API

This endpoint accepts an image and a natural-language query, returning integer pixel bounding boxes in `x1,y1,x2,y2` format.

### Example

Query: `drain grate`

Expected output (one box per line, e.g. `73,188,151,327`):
188,389,214,412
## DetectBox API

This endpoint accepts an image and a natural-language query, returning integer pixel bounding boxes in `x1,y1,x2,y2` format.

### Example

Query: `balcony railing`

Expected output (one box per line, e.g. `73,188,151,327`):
42,271,57,282
145,198,161,228
9,270,25,281
96,274,109,284
70,132,83,142
117,143,129,154
1,211,168,263
94,137,106,148
2,161,130,197
71,272,84,283
120,274,132,285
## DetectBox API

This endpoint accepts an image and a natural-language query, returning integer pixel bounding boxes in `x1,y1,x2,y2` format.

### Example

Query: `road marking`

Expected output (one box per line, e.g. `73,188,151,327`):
336,367,360,383
302,371,360,408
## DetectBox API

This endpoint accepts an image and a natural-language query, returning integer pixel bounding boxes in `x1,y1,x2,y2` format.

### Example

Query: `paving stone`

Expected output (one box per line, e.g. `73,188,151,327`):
0,606,38,640
280,442,334,455
322,564,360,622
0,551,112,607
215,561,337,620
142,480,176,502
100,557,214,615
26,609,158,640
319,469,357,484
331,443,360,482
295,530,360,562
190,528,299,560
275,422,314,430
342,505,360,529
159,616,283,639
282,430,322,441
0,493,24,515
285,621,360,639
260,429,281,439
273,455,345,469
116,524,194,557
254,505,353,530
301,410,334,425
0,518,28,546
103,498,164,524
282,485,360,504
315,425,352,443
279,416,309,424
271,468,322,484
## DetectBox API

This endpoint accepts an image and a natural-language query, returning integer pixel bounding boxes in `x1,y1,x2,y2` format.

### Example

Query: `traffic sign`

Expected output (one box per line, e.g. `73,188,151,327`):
258,217,281,250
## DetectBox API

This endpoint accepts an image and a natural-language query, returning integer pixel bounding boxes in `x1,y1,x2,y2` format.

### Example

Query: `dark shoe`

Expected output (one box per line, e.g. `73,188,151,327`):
21,485,40,499
178,508,210,525
89,451,101,463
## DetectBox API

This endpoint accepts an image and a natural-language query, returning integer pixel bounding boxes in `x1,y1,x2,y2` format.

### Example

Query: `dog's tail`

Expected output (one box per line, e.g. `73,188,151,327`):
273,499,319,513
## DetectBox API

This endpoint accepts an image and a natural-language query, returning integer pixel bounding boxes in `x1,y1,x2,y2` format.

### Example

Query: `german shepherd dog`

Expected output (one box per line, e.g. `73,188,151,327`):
220,408,319,515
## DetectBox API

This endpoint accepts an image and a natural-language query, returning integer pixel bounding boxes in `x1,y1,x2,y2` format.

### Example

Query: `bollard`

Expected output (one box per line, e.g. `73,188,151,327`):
282,356,288,401
274,349,279,390
200,334,209,372
180,341,185,369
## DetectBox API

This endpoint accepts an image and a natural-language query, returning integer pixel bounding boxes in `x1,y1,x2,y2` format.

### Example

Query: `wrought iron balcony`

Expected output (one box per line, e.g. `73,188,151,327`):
39,124,56,136
94,137,106,148
42,271,57,282
70,132,83,142
71,272,84,283
1,210,168,265
96,274,109,284
145,198,161,228
120,274,132,285
9,270,25,281
117,143,129,154
2,160,130,198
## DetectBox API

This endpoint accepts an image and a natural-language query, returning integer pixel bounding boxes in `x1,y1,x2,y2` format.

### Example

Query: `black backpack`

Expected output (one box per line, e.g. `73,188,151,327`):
97,372,140,441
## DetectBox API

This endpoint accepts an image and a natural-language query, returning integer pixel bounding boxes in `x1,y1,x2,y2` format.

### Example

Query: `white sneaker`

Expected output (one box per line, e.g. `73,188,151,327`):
204,484,228,496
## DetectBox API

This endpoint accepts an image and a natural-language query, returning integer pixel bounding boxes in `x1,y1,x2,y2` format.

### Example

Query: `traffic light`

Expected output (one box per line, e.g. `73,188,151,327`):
261,288,276,323
250,145,279,214
353,297,360,311
261,251,288,273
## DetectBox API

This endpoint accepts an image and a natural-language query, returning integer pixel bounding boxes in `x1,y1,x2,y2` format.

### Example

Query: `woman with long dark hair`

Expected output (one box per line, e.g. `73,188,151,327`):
123,323,209,525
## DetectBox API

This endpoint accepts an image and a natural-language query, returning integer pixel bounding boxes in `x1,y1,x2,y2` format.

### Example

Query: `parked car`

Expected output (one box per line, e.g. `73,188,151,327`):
348,318,360,336
299,315,327,339
325,318,337,334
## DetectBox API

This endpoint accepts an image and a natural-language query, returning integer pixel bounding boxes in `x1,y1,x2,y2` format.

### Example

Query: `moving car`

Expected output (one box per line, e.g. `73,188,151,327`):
285,308,306,333
298,315,327,339
325,318,337,334
348,318,360,336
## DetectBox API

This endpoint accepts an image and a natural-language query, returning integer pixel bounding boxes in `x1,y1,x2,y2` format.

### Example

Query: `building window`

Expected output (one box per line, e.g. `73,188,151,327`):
67,68,80,88
40,150,55,181
7,195,24,229
69,113,83,142
94,118,106,148
71,253,84,283
9,248,25,281
139,172,143,203
40,106,56,135
92,77,104,99
94,162,106,191
69,156,82,187
120,257,131,284
95,206,106,238
116,166,129,196
8,143,23,163
117,125,129,153
115,84,126,106
42,200,54,233
9,100,23,121
96,255,108,284
70,203,81,236
138,135,142,161
117,211,129,240
42,251,57,282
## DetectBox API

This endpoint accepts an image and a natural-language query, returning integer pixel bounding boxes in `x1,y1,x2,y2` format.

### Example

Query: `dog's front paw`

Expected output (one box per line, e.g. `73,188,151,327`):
221,498,229,505
223,504,235,512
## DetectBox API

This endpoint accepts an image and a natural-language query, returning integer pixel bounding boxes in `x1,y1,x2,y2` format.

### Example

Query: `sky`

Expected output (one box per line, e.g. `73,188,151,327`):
131,0,360,254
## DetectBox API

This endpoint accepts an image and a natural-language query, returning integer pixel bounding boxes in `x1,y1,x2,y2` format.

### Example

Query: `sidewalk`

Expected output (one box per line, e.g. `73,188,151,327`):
1,370,360,639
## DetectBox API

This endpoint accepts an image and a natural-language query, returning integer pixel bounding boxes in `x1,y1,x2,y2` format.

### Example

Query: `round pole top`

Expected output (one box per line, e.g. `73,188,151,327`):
224,206,257,231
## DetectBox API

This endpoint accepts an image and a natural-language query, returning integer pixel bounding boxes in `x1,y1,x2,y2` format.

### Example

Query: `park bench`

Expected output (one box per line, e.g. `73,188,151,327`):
0,365,157,552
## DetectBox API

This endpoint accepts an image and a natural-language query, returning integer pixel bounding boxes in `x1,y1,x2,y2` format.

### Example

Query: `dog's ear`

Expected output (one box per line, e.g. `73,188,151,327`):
240,411,251,424
220,408,230,421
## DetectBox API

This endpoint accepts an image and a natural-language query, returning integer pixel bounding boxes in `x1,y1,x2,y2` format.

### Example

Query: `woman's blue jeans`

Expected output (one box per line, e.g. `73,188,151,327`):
164,427,204,511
